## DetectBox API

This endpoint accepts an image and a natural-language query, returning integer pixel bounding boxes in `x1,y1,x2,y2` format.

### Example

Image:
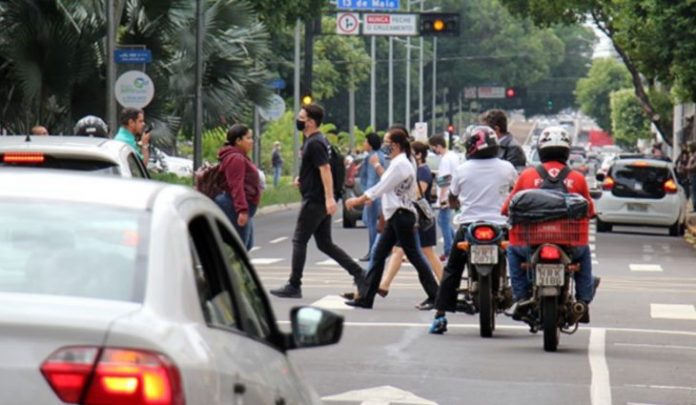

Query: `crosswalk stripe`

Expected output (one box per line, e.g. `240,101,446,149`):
249,246,261,253
251,258,283,265
269,237,288,244
630,264,663,272
310,295,354,310
650,304,696,320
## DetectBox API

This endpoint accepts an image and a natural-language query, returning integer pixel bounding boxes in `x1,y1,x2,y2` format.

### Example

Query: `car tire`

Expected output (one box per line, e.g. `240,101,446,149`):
596,218,612,233
668,220,685,237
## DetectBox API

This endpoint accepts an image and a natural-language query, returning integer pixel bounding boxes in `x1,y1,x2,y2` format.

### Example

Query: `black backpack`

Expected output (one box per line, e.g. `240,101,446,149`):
328,143,345,200
535,164,570,192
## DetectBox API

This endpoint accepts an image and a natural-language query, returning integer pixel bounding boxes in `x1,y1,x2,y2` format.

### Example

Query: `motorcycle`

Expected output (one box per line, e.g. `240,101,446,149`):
455,222,513,338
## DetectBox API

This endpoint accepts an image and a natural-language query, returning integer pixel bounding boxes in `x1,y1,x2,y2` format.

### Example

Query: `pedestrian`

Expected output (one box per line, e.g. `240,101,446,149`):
676,144,691,200
481,109,527,170
114,108,151,164
272,141,283,187
686,142,696,212
343,126,439,309
358,132,386,261
428,134,459,262
30,125,48,136
215,124,262,251
378,140,443,306
270,104,364,299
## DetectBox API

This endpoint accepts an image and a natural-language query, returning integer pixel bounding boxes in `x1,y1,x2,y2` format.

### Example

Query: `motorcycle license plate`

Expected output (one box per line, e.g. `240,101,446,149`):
535,264,564,286
470,245,498,264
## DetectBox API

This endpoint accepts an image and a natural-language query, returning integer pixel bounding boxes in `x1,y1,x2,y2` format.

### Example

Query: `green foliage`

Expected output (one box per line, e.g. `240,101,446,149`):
258,111,297,174
202,127,228,163
576,58,632,132
610,89,651,147
246,0,326,33
150,172,194,187
259,180,301,207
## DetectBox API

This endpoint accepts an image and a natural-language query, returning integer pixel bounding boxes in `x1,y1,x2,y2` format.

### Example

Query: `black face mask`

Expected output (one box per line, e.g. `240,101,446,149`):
296,119,306,131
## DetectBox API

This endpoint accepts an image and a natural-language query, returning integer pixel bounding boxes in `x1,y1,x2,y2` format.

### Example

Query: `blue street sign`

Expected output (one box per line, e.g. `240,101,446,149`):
337,0,400,11
268,78,286,90
114,49,152,64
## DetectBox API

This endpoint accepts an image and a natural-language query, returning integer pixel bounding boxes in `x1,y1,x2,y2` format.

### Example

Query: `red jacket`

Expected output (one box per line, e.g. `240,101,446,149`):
218,146,261,214
502,161,595,217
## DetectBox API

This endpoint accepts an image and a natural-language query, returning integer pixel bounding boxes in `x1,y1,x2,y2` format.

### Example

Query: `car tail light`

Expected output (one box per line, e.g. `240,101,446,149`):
664,179,678,194
539,245,562,261
3,152,45,163
473,226,496,241
602,176,615,191
41,347,184,405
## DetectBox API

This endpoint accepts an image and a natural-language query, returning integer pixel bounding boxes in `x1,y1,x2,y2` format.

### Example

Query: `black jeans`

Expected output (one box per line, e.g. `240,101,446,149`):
289,200,363,287
359,209,439,305
434,226,468,312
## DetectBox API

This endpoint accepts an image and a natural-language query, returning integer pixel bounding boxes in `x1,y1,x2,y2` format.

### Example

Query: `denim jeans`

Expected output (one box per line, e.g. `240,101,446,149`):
273,165,282,187
690,175,696,211
214,192,257,251
438,207,455,256
362,198,382,257
507,245,595,303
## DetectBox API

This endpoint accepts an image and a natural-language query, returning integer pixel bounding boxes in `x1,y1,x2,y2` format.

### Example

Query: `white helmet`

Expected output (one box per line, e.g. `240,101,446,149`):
537,126,571,162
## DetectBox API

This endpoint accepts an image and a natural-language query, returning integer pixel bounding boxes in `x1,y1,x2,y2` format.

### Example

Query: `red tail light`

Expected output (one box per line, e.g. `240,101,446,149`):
3,152,45,163
41,347,184,405
663,179,678,194
602,176,615,191
539,245,562,261
473,226,496,241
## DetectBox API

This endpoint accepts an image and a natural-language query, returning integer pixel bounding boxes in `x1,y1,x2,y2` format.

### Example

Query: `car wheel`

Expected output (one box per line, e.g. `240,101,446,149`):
596,218,612,233
668,220,685,237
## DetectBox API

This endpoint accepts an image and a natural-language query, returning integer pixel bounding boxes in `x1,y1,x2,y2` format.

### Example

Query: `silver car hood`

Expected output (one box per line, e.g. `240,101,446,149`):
0,293,141,404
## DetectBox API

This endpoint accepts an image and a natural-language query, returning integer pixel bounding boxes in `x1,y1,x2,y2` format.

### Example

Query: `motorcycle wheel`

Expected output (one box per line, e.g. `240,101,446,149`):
542,296,559,352
478,274,494,338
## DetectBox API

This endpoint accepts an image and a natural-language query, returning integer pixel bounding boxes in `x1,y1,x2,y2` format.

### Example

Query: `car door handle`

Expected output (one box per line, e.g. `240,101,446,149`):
234,383,246,395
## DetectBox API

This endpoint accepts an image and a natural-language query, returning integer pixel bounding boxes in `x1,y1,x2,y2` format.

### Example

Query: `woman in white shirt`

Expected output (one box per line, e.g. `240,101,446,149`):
344,126,439,309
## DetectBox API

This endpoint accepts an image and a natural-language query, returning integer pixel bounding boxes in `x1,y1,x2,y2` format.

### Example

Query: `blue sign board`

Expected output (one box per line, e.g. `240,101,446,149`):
115,49,152,64
268,78,286,90
337,0,400,11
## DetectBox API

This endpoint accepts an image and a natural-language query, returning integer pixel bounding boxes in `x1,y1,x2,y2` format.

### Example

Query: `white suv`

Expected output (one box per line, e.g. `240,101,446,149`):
595,156,687,236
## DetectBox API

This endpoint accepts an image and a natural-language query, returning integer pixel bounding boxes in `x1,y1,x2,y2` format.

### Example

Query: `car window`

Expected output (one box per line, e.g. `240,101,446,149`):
127,153,147,178
0,200,147,302
610,162,672,199
216,221,273,341
188,216,238,330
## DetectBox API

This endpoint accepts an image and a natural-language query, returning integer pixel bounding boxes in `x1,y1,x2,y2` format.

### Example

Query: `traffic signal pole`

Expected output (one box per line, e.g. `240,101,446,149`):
303,18,315,105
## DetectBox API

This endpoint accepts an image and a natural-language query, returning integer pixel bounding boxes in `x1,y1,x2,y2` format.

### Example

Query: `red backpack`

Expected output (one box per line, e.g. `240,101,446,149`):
194,163,227,199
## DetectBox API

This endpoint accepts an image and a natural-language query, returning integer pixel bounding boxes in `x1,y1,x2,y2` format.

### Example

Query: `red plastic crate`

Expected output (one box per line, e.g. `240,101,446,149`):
509,218,589,246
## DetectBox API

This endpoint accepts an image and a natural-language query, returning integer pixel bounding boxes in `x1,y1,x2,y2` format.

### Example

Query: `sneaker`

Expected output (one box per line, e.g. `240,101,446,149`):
344,299,373,309
429,315,448,334
270,283,302,299
415,299,435,311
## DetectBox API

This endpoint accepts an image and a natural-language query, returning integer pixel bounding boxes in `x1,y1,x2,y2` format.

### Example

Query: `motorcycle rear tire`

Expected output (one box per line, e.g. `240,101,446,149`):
542,296,559,352
479,274,495,338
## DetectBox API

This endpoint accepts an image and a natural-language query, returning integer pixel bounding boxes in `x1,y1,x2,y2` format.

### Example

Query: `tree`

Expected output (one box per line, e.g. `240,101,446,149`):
576,58,631,132
610,88,651,147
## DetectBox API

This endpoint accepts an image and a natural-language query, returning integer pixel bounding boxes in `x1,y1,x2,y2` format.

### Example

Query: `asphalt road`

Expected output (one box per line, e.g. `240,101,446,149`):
250,207,696,405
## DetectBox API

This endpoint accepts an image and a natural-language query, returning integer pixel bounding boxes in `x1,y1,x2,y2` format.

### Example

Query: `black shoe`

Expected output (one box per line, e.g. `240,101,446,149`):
456,300,476,315
340,291,356,300
359,254,370,262
415,299,435,311
345,299,373,309
270,283,302,299
593,277,601,297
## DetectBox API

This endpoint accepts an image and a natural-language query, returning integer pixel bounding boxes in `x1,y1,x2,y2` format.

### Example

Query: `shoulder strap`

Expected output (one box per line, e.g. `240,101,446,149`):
535,164,571,183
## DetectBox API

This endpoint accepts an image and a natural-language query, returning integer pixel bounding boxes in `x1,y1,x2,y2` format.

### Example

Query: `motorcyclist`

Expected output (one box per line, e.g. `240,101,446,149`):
501,126,600,321
429,126,518,334
74,115,109,138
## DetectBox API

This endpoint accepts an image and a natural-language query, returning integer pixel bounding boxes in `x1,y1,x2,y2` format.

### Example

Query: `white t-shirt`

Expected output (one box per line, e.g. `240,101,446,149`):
364,153,417,220
450,158,518,225
436,150,460,186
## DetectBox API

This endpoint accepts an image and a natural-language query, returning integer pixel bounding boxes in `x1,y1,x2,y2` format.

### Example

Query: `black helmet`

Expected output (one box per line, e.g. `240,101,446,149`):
74,115,109,138
463,125,499,159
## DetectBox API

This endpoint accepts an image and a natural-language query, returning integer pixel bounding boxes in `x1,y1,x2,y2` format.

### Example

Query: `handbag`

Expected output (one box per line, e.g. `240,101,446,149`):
412,179,435,231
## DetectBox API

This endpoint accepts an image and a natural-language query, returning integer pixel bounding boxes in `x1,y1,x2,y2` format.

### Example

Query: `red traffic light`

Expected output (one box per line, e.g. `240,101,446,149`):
447,124,455,133
505,87,516,98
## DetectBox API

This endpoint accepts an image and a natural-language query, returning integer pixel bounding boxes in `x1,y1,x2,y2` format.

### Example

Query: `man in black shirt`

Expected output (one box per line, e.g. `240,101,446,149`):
270,104,364,298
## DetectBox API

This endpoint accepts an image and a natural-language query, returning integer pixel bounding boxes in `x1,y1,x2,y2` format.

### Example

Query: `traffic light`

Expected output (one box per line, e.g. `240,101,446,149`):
546,98,553,110
419,13,460,36
505,87,517,98
301,93,313,106
505,86,526,99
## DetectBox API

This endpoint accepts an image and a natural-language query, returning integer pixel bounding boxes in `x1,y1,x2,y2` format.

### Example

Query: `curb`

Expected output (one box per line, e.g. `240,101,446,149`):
256,202,301,217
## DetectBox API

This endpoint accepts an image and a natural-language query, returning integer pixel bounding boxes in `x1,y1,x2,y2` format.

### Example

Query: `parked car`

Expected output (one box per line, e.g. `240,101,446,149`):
149,145,194,177
0,170,343,404
342,154,365,228
0,135,149,178
595,156,687,236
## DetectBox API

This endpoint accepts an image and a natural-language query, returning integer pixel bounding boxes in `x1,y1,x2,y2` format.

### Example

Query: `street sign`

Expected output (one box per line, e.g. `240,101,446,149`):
336,12,360,35
114,70,155,109
413,122,428,142
363,13,418,36
336,0,400,11
268,78,286,90
477,86,506,99
464,87,477,99
114,49,152,64
258,94,286,122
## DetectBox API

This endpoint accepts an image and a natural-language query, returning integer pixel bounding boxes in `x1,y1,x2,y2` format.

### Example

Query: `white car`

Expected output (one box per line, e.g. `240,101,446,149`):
595,157,687,236
0,135,149,178
0,170,342,405
150,146,194,177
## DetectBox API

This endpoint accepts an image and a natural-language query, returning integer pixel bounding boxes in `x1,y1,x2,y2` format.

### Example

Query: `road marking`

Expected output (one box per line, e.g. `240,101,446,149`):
630,264,663,272
615,342,696,352
249,246,261,253
589,328,612,405
310,295,354,310
269,236,288,244
650,304,696,320
315,258,360,266
592,260,599,265
251,258,284,265
334,218,343,223
591,252,597,258
625,384,696,392
589,244,596,250
322,385,436,404
589,235,596,242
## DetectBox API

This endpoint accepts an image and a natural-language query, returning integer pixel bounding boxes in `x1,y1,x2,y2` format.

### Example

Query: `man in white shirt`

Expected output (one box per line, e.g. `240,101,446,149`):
428,134,460,260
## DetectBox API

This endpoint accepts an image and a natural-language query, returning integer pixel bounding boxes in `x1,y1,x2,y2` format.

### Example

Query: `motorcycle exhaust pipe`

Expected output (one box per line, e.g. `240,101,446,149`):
569,301,587,324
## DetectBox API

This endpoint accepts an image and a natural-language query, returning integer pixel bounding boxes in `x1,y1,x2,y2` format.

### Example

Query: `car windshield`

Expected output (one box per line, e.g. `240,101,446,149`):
0,154,121,175
609,162,672,199
0,200,148,302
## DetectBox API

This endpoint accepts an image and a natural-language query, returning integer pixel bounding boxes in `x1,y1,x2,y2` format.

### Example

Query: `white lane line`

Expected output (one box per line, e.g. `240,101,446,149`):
615,342,696,352
630,264,663,272
310,295,354,310
589,235,596,242
625,384,696,392
592,260,599,265
590,244,596,250
650,304,696,320
589,328,612,405
251,258,284,265
269,236,288,244
315,258,360,266
249,246,261,253
334,218,343,223
592,252,597,258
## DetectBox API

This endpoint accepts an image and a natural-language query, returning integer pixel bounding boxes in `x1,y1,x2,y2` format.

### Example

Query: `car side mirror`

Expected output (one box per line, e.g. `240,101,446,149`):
595,173,605,182
289,306,343,349
589,189,602,199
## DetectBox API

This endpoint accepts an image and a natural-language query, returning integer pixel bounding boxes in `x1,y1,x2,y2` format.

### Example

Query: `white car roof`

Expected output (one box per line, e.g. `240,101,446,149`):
0,169,187,210
0,135,129,163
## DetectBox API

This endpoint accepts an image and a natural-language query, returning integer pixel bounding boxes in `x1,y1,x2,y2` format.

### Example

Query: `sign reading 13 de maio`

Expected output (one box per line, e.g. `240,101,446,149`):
114,70,155,109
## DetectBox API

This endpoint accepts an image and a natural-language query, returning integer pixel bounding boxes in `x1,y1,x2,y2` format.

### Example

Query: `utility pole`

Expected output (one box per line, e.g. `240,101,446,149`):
418,1,424,123
370,37,376,130
431,37,437,135
293,19,301,176
106,0,117,135
405,1,411,130
349,85,355,151
388,36,394,126
303,18,315,105
193,0,204,170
